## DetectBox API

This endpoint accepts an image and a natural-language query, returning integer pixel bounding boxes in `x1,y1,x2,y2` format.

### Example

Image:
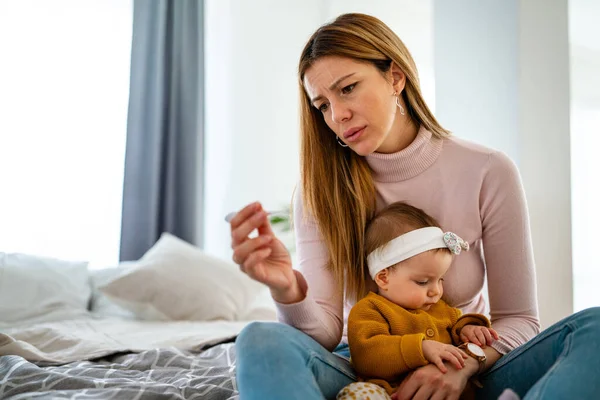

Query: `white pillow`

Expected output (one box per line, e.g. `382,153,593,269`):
99,233,263,321
238,286,277,321
89,263,138,320
0,252,91,325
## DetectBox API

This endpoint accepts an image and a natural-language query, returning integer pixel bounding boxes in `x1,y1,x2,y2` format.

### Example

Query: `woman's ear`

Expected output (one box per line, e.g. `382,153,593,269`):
375,269,390,291
390,62,406,94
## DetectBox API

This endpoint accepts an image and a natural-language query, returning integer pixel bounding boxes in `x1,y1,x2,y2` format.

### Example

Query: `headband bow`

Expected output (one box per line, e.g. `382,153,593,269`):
443,232,470,255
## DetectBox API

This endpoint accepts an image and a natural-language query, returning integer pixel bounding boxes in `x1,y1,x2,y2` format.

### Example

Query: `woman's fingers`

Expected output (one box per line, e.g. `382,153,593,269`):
230,202,261,242
396,372,419,400
412,384,435,400
430,390,448,400
231,209,268,247
230,202,260,229
256,209,277,237
243,247,273,275
232,235,273,265
230,203,278,249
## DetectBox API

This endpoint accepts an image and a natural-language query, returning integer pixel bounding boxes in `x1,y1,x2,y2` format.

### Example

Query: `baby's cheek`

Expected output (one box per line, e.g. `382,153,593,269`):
408,291,427,307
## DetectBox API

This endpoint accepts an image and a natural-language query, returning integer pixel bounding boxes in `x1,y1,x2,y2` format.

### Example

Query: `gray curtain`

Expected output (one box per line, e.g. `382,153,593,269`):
119,0,204,261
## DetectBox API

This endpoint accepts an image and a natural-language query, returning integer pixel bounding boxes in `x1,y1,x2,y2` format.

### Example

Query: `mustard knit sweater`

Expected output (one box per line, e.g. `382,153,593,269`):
348,292,491,394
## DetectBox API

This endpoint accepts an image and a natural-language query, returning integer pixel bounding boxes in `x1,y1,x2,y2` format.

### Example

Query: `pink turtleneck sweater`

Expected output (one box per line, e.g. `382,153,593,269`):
275,127,540,355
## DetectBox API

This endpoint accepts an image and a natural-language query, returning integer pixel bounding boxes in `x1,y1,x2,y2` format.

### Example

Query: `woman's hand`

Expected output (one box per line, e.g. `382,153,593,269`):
230,202,301,303
391,358,478,400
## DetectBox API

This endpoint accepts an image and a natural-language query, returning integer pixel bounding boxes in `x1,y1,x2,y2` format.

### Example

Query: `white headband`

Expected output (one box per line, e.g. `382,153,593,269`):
367,227,469,280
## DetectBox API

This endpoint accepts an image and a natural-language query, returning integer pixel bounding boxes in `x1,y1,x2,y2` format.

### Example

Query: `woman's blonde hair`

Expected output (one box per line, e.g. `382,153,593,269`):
298,13,450,302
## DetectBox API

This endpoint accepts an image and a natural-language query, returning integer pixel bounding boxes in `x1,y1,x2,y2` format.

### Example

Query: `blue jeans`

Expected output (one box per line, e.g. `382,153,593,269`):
235,307,600,400
477,306,600,399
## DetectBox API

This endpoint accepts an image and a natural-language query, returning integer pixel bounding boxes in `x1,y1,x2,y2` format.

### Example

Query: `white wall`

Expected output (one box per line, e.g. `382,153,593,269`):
434,0,572,329
519,0,572,328
203,0,434,260
433,0,520,161
325,1,435,109
204,0,320,260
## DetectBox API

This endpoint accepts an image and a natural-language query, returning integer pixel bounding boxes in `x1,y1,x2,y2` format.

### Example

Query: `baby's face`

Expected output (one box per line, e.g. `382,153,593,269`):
377,250,453,311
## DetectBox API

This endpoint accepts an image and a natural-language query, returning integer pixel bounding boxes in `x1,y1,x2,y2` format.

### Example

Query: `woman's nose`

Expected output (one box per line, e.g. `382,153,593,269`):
330,101,351,124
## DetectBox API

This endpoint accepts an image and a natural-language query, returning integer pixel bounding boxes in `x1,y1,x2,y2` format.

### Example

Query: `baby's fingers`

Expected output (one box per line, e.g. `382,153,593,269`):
481,328,495,345
441,350,464,370
460,332,470,344
462,330,481,346
432,357,448,373
490,328,500,340
475,330,487,347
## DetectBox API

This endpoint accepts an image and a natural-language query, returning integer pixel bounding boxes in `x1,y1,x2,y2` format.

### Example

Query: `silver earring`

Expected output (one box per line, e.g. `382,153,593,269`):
394,92,405,116
336,137,348,147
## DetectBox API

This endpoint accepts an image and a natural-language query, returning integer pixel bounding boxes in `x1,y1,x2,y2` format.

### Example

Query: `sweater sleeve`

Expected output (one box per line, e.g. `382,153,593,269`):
480,152,541,354
274,186,344,351
348,300,428,380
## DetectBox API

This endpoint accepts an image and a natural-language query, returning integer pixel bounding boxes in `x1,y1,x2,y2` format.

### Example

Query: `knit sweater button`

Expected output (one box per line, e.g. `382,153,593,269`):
426,328,435,337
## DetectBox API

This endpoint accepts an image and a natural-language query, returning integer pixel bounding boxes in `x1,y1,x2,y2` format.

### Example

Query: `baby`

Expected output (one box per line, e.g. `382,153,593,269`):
337,201,498,400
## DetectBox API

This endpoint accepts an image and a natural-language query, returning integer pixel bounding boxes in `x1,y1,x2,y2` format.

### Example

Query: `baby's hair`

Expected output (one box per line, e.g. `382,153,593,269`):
365,201,449,270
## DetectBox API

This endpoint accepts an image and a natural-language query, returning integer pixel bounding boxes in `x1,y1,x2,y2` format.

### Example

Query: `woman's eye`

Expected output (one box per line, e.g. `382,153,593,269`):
341,83,356,94
318,103,329,112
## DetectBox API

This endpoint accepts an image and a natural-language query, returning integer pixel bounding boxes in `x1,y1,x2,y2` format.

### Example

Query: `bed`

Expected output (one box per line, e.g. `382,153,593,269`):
0,233,276,399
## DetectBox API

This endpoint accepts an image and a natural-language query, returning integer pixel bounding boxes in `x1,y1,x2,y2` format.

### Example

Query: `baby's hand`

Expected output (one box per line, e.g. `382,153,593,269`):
460,325,499,347
422,340,468,373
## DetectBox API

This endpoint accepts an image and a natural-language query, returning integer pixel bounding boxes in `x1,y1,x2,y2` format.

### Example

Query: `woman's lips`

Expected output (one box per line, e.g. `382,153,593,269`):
344,127,365,142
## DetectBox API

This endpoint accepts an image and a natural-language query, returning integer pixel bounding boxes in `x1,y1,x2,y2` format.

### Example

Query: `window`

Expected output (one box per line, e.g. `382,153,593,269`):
569,0,600,311
0,0,132,268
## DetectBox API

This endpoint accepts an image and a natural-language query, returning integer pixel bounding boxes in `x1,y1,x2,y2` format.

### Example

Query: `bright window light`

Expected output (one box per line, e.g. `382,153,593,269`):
0,0,132,268
569,0,600,311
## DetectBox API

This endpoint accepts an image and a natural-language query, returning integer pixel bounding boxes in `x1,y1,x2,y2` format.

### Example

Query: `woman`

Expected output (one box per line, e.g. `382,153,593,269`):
230,13,600,400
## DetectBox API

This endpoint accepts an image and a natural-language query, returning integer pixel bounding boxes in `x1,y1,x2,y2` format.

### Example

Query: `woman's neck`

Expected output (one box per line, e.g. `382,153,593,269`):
376,117,419,154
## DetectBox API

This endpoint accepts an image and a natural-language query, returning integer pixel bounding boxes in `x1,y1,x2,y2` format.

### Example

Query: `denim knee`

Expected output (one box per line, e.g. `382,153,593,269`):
581,306,600,319
571,306,600,329
236,321,293,359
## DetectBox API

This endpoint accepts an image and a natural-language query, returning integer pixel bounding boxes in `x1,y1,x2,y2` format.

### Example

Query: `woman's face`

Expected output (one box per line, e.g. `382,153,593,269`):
303,56,407,155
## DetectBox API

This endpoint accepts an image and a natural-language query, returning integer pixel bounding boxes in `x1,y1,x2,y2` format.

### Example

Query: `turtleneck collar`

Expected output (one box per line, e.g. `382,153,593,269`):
365,125,443,182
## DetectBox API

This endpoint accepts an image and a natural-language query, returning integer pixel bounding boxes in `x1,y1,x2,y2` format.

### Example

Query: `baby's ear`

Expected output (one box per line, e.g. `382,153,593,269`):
375,269,389,287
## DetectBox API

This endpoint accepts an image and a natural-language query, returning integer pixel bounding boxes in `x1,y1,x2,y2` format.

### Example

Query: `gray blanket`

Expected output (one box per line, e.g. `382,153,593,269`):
0,343,239,400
